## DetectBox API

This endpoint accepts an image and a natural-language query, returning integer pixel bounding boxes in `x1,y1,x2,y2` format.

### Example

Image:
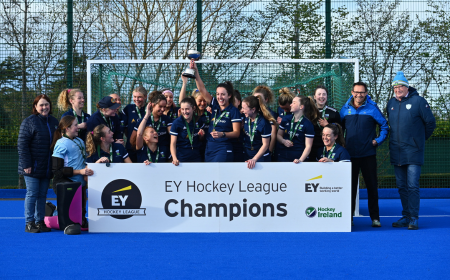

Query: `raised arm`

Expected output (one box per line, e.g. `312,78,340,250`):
136,103,152,150
193,61,212,104
179,74,188,104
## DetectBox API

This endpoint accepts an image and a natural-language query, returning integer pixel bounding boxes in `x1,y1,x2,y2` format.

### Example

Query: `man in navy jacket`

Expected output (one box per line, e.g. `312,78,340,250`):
340,82,389,227
387,72,436,230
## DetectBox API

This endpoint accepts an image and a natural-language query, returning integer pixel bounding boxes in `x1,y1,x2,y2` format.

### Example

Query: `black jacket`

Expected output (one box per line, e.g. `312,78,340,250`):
18,114,59,178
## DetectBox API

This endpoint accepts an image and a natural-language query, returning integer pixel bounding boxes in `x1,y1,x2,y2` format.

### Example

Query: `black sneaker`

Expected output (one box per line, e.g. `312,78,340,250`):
36,221,51,232
25,222,40,233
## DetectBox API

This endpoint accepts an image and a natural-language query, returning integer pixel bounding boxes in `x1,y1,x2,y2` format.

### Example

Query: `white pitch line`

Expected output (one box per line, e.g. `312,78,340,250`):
0,217,25,219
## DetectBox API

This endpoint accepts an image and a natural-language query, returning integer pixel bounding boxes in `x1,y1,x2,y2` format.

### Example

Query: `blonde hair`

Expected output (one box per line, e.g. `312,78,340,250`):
253,85,274,104
133,86,148,97
278,87,296,106
57,88,83,111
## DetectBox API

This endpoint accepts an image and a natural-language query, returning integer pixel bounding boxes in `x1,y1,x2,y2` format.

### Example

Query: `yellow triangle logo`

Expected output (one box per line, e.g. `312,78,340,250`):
307,175,322,181
132,119,136,123
112,185,132,193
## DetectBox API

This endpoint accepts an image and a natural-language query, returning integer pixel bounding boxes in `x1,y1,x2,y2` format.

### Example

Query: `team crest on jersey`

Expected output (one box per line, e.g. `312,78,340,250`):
160,152,165,158
55,125,58,129
226,112,230,118
391,107,394,110
205,116,210,123
406,104,412,110
162,121,166,126
331,153,336,159
116,150,120,156
196,122,199,128
348,109,351,115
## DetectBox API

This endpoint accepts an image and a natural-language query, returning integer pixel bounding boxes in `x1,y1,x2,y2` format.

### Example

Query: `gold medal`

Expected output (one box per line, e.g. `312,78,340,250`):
186,135,189,139
213,129,215,132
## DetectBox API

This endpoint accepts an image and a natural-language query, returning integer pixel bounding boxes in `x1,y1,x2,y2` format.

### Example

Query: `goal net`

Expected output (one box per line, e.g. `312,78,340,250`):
87,59,359,115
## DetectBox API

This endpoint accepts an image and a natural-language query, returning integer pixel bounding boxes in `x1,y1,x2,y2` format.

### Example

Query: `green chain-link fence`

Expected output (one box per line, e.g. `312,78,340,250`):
1,0,449,188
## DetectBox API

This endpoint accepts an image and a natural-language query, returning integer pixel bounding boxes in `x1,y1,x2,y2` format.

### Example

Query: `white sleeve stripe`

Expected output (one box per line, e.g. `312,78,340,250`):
261,134,271,138
231,119,242,122
169,132,178,135
167,122,173,126
305,134,315,137
339,160,351,162
123,153,129,159
134,127,138,131
279,125,285,129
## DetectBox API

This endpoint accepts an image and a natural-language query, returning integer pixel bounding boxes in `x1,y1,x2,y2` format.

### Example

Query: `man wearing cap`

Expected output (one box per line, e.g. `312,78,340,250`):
86,96,124,144
340,81,389,227
110,93,125,135
121,87,148,162
387,72,436,230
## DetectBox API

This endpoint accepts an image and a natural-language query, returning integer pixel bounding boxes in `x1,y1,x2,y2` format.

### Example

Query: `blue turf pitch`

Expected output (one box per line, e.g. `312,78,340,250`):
0,199,449,279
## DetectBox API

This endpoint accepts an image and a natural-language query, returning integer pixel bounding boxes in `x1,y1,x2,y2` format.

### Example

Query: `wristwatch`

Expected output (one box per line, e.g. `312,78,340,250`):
222,132,226,138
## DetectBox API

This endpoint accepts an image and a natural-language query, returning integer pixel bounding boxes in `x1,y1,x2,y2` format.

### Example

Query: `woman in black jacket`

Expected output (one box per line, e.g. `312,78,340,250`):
18,94,59,233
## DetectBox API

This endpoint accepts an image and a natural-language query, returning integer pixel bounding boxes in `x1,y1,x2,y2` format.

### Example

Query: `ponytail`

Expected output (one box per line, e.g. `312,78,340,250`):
278,87,295,106
298,96,319,123
148,90,165,104
86,124,107,158
242,96,276,125
253,85,274,104
324,123,345,147
57,88,82,111
51,115,76,151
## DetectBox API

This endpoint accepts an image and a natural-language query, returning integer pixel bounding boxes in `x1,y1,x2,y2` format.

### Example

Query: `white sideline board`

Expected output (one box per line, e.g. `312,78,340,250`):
88,162,351,232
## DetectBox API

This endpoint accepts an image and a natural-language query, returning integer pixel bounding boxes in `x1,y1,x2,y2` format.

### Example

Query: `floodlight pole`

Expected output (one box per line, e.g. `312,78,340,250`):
197,0,202,74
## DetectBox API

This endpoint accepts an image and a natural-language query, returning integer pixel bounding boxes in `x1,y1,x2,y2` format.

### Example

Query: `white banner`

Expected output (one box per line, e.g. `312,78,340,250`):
88,162,351,232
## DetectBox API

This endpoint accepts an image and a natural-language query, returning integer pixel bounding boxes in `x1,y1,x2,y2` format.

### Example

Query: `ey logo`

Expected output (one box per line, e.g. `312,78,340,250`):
111,185,131,206
305,175,322,192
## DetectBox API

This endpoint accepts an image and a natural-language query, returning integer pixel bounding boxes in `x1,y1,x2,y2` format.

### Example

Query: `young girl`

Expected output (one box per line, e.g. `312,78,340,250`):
316,123,350,162
85,124,132,164
312,85,341,159
136,102,170,164
192,61,241,162
58,89,91,141
277,96,316,163
170,97,205,165
162,88,179,121
129,91,172,152
242,96,275,169
51,115,93,230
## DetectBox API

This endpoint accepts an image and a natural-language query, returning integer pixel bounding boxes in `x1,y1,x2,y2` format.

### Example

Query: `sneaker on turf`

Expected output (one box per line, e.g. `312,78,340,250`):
372,219,381,227
25,222,40,233
408,217,418,230
392,216,410,227
36,221,51,232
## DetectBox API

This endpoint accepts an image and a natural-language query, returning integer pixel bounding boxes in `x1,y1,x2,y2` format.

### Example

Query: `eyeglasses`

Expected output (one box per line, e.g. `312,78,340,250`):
352,91,366,95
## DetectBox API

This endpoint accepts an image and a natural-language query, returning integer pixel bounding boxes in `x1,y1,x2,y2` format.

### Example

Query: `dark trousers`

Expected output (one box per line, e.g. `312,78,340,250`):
351,155,380,221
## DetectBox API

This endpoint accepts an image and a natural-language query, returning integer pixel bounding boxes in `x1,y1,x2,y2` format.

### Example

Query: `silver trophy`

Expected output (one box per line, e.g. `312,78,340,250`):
182,50,202,79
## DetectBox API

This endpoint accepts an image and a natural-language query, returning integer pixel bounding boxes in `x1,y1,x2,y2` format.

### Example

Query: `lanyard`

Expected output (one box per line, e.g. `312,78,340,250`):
73,110,84,132
183,117,194,149
212,109,227,131
64,135,86,164
100,112,112,130
322,143,336,159
317,106,328,129
203,111,209,124
248,115,259,150
151,115,161,131
97,144,113,162
147,146,159,163
289,116,303,141
136,105,146,119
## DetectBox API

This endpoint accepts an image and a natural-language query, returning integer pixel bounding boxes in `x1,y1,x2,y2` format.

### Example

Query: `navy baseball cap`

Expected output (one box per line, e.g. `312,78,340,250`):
98,96,121,110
